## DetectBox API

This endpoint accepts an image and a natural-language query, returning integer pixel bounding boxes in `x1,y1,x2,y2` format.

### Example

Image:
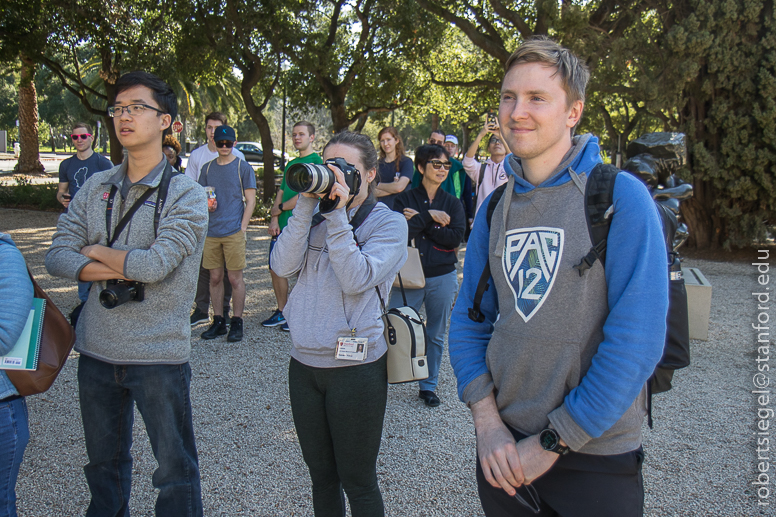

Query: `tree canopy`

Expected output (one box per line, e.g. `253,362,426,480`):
1,0,773,247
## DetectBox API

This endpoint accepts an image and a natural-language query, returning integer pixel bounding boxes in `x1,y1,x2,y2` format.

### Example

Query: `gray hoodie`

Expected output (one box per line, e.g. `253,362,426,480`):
271,196,408,368
45,159,208,365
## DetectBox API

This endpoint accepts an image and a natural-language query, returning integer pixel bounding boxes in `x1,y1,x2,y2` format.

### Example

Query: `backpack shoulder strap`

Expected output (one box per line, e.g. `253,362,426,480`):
478,161,487,189
468,182,508,323
573,163,619,276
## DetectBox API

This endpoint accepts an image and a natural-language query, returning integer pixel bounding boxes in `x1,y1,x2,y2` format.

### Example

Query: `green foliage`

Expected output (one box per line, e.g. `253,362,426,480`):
0,176,60,210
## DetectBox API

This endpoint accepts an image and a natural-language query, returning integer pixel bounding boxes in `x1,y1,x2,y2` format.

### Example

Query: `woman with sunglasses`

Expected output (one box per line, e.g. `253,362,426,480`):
270,132,407,517
390,144,466,408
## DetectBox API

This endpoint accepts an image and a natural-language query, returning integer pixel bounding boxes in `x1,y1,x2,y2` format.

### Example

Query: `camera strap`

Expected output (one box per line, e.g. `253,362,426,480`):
106,162,174,247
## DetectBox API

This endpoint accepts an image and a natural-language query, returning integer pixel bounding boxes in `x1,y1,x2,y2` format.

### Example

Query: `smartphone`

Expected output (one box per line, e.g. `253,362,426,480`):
487,112,497,128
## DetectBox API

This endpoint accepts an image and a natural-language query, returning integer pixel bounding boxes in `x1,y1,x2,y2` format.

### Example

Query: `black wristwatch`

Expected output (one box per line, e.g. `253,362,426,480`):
278,203,284,212
539,428,570,455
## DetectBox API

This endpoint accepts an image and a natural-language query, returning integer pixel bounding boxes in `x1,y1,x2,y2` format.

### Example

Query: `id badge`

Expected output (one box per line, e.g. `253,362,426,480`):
335,337,368,362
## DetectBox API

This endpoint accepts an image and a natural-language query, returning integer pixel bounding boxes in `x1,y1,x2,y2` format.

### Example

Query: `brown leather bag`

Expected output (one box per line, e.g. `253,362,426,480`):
6,269,76,396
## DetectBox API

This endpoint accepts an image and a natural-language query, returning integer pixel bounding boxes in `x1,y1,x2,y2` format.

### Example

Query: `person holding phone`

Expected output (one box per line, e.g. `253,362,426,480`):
271,132,407,517
463,114,509,217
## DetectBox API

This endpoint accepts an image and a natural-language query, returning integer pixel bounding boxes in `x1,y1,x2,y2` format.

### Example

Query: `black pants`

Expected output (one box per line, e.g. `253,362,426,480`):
477,426,644,517
289,355,388,517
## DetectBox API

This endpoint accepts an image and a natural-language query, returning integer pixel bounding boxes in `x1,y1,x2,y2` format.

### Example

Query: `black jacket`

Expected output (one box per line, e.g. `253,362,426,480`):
393,184,465,278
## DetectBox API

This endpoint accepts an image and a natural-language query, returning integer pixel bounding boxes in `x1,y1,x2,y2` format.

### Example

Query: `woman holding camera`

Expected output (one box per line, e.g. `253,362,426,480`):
390,144,466,408
270,132,407,517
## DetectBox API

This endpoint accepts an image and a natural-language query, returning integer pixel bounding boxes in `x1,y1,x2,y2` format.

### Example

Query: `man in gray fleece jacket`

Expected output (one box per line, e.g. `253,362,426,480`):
45,71,207,517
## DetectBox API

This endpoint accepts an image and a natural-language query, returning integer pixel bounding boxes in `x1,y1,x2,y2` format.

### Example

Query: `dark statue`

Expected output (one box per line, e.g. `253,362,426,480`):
622,132,693,251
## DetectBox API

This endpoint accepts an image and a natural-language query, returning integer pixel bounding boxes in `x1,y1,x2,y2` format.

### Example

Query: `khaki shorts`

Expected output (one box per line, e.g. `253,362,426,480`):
203,231,246,271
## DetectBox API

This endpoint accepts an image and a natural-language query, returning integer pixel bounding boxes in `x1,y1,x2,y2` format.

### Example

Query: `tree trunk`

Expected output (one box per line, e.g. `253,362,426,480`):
15,55,44,175
330,94,350,133
353,114,368,133
431,113,439,131
680,178,722,249
240,75,276,203
256,111,276,204
103,82,123,164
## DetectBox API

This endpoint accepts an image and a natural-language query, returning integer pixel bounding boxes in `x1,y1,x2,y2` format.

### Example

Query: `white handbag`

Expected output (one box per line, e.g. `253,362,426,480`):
393,239,425,289
375,284,429,384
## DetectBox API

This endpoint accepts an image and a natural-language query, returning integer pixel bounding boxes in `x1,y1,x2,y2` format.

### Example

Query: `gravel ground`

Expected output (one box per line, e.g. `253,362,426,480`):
1,207,769,516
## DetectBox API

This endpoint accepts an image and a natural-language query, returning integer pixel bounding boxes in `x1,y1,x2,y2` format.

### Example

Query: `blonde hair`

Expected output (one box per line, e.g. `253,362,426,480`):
504,36,590,108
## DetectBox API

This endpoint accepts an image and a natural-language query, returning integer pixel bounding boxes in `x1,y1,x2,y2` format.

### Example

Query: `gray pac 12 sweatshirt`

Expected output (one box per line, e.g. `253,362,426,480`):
271,196,408,368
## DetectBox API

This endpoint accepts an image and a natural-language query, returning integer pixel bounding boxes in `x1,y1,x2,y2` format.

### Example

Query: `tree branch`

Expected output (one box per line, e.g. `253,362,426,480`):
488,0,533,39
415,0,511,64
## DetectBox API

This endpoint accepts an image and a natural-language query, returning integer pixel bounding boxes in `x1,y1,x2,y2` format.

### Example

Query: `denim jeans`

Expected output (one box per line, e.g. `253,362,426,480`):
0,397,28,517
78,280,92,304
389,270,459,392
78,355,202,517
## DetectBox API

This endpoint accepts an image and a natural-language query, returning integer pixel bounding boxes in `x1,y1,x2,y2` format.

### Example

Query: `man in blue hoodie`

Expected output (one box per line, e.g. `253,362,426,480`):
448,37,668,516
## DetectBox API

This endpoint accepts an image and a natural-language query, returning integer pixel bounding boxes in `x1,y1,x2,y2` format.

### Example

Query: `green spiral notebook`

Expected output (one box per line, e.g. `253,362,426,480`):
0,298,45,371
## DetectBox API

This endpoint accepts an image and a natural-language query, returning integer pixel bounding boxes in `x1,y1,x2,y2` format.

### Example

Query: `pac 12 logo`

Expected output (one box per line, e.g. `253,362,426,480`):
502,227,564,322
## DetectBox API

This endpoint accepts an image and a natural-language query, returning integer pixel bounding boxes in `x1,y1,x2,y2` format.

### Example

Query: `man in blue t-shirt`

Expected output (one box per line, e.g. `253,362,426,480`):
197,125,257,342
57,122,114,310
57,123,114,210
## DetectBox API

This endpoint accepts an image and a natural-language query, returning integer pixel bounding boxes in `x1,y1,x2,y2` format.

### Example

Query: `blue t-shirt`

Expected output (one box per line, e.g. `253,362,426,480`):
58,152,114,198
198,157,257,238
377,155,413,210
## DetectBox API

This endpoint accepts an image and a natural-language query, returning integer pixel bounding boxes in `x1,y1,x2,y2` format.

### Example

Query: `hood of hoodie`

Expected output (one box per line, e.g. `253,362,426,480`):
504,133,602,194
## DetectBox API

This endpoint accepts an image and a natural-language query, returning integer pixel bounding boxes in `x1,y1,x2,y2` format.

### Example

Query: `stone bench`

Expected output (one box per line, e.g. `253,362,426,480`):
683,267,712,341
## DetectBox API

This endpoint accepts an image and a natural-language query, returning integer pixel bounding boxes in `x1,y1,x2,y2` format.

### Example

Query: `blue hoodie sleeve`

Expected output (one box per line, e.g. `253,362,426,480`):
449,191,500,406
548,172,668,449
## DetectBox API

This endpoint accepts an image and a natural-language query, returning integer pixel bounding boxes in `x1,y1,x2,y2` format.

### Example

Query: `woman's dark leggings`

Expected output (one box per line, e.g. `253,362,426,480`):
289,354,388,517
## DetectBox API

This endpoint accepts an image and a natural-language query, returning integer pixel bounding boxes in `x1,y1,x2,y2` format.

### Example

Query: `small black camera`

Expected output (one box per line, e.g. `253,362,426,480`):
99,279,145,309
286,157,362,213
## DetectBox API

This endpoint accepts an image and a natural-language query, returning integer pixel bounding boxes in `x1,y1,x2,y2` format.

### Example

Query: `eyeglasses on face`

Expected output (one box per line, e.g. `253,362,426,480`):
429,159,452,170
107,104,166,118
215,140,234,148
490,137,502,145
71,134,92,141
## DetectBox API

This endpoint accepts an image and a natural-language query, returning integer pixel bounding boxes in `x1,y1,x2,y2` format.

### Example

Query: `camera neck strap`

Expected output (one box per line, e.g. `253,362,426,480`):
106,162,174,247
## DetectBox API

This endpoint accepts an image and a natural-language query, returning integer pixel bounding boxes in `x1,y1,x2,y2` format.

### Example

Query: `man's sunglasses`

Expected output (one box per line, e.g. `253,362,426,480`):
429,159,452,170
215,140,234,148
71,134,92,141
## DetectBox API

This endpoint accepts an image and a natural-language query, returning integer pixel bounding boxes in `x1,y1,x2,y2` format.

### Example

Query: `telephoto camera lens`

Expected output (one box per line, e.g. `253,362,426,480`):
286,163,336,195
99,283,133,309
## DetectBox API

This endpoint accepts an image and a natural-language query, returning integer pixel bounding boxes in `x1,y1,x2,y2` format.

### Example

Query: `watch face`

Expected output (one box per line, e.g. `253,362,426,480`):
540,429,558,450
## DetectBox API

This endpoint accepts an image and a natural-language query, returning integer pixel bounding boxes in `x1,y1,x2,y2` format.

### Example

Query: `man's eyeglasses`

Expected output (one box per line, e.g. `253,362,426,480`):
71,134,92,141
215,140,234,148
513,483,541,514
490,137,502,145
429,160,452,170
107,104,166,118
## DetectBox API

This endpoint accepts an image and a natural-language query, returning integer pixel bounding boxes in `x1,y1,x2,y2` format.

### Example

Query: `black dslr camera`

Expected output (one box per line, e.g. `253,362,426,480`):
286,157,362,213
99,279,145,309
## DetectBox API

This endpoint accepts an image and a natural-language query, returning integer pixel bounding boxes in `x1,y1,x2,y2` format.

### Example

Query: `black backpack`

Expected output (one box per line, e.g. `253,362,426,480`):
468,163,690,427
